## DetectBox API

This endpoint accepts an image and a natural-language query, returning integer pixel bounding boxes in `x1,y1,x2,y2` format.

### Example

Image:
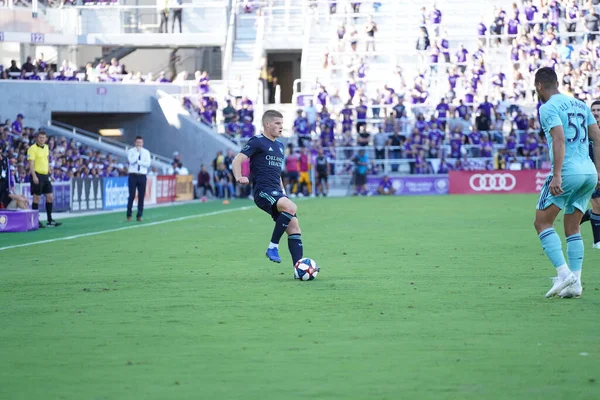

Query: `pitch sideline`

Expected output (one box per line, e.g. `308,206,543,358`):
0,205,253,252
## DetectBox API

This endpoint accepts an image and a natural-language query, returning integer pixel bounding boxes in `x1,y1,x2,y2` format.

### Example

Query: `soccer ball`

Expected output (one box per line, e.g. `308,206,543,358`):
294,258,320,281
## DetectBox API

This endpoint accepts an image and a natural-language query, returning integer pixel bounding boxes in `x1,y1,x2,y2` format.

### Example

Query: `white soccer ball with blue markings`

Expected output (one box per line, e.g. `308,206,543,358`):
294,258,320,281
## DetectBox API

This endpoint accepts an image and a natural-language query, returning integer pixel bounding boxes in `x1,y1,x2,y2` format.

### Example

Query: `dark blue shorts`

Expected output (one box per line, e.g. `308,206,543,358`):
287,171,299,181
254,188,287,221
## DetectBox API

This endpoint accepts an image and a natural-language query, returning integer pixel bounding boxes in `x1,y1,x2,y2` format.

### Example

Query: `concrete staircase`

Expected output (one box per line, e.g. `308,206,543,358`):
229,40,256,82
263,0,305,47
226,5,257,83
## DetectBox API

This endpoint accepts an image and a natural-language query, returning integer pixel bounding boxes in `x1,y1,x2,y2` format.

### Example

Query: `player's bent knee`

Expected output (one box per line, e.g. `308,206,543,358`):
533,218,550,233
277,197,297,215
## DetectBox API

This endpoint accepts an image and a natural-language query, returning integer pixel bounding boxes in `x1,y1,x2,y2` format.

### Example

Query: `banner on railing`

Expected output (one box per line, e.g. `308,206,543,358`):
366,175,449,196
17,181,71,212
132,176,156,207
102,175,157,210
71,178,103,212
175,175,194,201
157,175,177,203
103,176,129,210
449,170,551,195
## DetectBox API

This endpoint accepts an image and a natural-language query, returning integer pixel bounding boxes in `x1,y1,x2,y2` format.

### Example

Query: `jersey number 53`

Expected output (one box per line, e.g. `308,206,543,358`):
567,112,588,143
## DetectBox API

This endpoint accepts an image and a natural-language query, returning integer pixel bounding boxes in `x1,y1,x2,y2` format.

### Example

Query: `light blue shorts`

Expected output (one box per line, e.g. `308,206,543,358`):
537,174,598,214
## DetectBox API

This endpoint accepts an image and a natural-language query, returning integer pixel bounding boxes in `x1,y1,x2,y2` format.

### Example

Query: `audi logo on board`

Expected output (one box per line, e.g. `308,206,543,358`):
469,173,517,192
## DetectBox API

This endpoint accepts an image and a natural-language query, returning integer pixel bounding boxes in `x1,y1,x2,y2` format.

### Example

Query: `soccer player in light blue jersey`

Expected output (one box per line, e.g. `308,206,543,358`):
533,67,600,298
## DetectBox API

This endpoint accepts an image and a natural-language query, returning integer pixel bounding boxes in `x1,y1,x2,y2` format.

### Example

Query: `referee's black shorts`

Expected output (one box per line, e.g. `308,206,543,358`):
31,173,53,196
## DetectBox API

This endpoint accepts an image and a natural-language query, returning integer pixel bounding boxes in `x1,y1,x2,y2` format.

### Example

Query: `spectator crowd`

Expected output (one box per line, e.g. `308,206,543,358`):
1,115,133,185
4,0,600,196
0,55,181,84
0,114,192,188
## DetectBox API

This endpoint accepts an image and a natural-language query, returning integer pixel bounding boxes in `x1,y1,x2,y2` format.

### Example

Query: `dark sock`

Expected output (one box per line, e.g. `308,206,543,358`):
270,212,294,244
288,234,303,265
32,202,38,210
591,212,600,244
46,202,53,222
581,209,592,224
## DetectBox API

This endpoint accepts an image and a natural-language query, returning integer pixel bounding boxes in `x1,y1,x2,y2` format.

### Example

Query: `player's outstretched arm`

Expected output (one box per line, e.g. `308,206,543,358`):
549,125,566,195
232,153,249,184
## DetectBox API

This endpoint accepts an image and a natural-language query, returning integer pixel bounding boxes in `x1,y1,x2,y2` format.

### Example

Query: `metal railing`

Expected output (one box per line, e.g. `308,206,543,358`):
327,146,545,175
2,0,229,8
1,1,229,36
300,3,313,82
252,11,265,107
222,0,238,81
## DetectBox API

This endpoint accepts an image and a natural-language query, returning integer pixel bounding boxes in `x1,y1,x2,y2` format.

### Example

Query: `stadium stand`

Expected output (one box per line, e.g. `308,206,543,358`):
0,117,184,183
1,0,599,197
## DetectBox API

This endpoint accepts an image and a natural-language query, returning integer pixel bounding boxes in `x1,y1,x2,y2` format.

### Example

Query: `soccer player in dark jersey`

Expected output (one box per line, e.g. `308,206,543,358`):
315,148,329,197
580,99,600,248
231,110,304,265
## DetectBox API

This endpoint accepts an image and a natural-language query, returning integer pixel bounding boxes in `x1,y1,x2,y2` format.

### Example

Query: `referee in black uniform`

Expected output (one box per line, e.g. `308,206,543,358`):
126,136,151,222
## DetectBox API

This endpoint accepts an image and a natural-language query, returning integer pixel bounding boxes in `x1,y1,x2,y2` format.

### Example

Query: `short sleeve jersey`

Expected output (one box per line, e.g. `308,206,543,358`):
27,144,50,175
539,94,596,176
241,135,285,193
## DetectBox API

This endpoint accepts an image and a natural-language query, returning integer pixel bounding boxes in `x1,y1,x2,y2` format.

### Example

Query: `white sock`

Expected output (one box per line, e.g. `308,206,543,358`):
268,242,278,249
556,264,571,279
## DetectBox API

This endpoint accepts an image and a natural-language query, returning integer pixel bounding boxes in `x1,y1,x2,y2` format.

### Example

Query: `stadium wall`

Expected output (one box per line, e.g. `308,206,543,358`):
0,81,182,128
118,92,240,172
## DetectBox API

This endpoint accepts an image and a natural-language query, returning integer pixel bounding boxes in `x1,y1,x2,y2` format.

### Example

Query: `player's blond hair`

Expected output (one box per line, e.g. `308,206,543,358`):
262,110,283,126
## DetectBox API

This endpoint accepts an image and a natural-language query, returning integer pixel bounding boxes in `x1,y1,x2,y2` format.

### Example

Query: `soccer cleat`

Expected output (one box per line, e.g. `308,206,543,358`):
545,273,577,298
593,242,600,250
38,221,46,229
265,247,281,263
559,280,582,298
46,220,62,227
126,216,132,222
137,217,143,222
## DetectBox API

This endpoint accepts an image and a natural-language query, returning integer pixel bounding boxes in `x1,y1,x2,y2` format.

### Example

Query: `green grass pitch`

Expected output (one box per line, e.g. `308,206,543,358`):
1,195,599,400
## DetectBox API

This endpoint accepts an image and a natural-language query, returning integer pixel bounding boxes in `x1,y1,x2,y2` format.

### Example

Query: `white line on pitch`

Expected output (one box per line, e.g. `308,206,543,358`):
0,206,253,252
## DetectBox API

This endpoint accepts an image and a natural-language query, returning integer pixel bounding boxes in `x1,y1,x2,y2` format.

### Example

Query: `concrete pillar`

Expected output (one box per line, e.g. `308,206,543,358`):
56,46,68,66
19,44,34,65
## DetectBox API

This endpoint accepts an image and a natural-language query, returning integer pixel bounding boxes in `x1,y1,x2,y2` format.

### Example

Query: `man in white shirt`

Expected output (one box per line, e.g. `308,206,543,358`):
127,136,151,222
174,162,189,175
496,93,511,121
304,100,318,133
